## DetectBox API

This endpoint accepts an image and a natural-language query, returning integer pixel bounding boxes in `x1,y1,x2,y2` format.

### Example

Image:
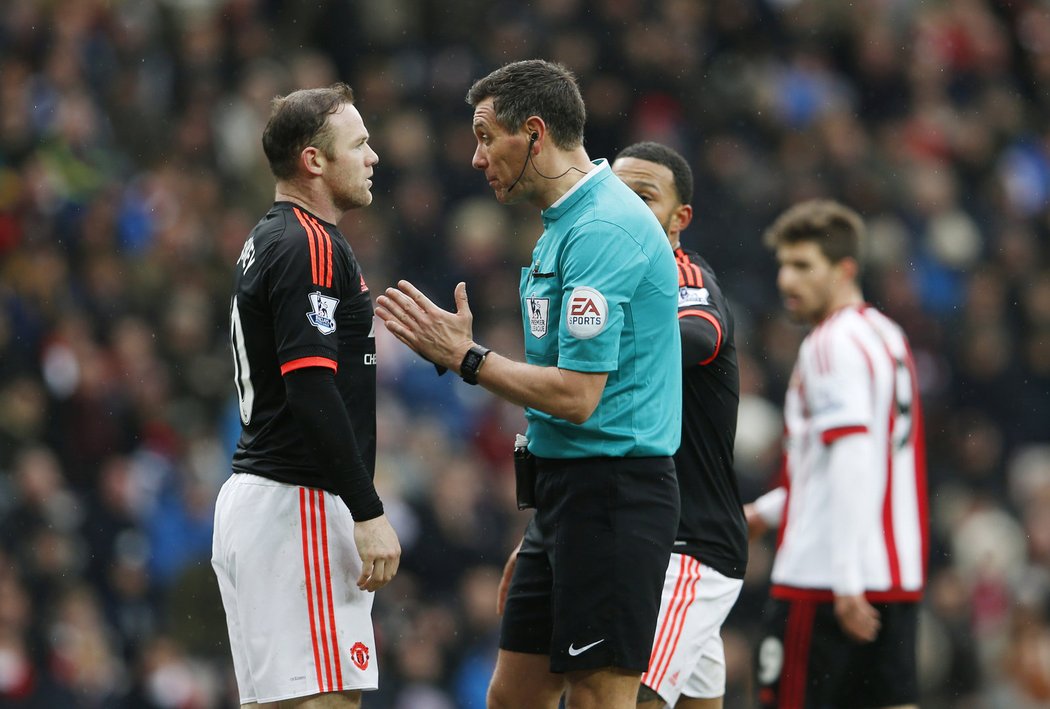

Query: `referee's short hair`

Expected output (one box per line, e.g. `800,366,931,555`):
263,83,355,181
763,199,865,267
466,59,585,150
615,142,694,206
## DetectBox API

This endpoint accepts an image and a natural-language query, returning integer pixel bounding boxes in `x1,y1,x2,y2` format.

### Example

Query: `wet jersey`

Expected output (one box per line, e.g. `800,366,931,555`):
229,201,376,490
672,247,748,579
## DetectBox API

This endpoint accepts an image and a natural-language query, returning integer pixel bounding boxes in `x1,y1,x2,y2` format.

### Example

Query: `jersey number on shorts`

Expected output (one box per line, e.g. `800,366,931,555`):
230,296,255,425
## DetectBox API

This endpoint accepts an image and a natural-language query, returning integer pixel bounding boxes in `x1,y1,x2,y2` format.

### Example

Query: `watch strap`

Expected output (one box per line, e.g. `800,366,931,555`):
459,344,491,385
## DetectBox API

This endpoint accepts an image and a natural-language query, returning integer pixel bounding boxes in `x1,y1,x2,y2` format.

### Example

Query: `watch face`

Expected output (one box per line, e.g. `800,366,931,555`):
460,346,489,384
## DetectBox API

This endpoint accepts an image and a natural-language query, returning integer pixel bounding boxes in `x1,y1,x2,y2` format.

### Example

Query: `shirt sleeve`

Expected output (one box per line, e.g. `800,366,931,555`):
805,330,874,443
265,222,340,372
556,222,648,372
676,259,726,366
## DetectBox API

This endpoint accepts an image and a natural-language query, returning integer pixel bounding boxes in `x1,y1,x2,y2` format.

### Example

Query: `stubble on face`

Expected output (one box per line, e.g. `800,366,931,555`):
325,104,375,212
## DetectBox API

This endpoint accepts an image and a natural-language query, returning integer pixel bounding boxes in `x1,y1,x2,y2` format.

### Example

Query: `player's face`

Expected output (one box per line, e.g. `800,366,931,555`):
611,156,689,245
471,97,532,205
776,241,841,324
322,103,379,211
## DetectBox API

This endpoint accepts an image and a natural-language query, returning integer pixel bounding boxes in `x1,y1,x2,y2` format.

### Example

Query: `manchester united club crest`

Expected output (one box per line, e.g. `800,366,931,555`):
349,642,370,670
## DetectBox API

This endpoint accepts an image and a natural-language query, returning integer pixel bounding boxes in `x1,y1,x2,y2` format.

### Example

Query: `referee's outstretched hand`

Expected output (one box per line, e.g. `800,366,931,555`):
375,280,475,374
353,514,401,592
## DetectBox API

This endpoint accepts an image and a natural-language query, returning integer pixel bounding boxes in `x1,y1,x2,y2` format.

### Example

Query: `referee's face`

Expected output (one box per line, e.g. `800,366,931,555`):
472,97,531,204
323,103,379,211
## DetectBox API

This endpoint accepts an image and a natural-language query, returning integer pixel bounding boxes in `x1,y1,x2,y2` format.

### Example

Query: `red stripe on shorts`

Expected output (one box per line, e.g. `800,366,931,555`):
310,490,334,690
643,555,688,688
651,557,702,689
318,493,344,689
300,488,325,692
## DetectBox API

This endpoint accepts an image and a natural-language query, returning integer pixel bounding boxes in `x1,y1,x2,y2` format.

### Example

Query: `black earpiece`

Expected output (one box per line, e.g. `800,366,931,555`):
530,132,538,143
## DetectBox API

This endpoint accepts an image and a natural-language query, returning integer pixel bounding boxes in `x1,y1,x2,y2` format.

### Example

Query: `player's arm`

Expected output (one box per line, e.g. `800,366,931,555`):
827,431,881,643
818,335,883,641
679,309,722,366
284,368,400,592
745,486,786,539
376,280,607,423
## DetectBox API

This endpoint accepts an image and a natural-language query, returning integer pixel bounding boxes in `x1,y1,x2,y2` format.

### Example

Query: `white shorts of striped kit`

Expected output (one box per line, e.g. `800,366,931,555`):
641,553,743,704
211,473,378,704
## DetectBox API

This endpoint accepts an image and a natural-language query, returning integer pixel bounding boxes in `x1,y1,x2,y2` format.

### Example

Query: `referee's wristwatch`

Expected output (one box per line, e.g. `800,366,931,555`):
459,344,491,385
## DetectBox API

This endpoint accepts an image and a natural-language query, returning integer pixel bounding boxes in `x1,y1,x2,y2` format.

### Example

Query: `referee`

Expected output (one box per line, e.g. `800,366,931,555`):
376,60,682,709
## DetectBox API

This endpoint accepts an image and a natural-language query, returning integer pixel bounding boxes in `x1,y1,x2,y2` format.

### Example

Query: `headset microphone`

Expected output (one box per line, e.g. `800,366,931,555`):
507,132,539,192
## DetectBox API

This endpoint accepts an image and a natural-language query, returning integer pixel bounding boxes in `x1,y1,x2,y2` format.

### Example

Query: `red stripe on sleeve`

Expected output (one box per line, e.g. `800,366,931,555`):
293,208,321,285
281,357,338,375
304,213,334,288
678,308,723,365
820,425,868,446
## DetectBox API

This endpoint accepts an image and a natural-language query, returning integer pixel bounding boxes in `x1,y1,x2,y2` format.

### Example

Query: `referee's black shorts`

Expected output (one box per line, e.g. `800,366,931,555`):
499,455,680,674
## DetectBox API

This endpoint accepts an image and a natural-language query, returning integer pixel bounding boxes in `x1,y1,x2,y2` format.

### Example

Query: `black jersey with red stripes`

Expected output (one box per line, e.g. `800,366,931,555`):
229,201,376,490
672,246,748,579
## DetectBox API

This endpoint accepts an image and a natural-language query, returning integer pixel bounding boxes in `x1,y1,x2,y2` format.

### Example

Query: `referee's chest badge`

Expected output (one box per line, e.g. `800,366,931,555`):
526,297,549,338
307,292,340,335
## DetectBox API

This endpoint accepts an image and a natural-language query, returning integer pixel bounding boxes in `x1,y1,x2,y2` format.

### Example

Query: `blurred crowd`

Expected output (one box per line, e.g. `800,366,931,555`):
1,0,1049,707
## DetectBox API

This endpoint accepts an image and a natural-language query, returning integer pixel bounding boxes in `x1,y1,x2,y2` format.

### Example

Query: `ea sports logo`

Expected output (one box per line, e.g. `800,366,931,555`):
566,286,608,339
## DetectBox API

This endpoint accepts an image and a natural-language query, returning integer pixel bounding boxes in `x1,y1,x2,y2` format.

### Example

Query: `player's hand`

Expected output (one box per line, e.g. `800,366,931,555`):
744,503,769,540
375,280,474,372
834,594,880,643
496,539,523,615
353,514,401,592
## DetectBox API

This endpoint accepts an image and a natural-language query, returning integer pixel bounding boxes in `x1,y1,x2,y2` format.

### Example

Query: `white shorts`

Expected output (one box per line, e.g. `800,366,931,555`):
641,554,744,704
211,473,378,704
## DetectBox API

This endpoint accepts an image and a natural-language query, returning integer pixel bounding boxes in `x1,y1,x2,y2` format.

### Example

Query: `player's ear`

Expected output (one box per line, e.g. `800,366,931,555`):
301,146,324,176
838,256,860,283
671,204,693,233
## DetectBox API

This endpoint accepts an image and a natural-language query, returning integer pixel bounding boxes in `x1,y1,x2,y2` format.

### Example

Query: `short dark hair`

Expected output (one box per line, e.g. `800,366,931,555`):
615,141,693,205
763,199,865,266
466,60,585,149
262,83,355,180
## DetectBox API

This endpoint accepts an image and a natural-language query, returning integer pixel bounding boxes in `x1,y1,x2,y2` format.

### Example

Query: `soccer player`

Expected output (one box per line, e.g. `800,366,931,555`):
612,142,748,709
745,200,927,709
212,83,401,708
375,60,682,709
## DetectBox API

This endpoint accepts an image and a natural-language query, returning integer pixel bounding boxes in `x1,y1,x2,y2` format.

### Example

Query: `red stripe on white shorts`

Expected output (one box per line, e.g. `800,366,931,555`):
318,492,344,689
300,488,325,693
642,556,702,691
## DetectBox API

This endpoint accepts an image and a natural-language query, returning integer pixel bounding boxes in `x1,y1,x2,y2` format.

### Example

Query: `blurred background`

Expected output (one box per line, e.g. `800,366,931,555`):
0,0,1049,707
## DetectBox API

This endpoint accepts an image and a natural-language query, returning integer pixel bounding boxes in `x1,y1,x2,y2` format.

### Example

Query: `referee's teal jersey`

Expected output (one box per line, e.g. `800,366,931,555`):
519,160,682,458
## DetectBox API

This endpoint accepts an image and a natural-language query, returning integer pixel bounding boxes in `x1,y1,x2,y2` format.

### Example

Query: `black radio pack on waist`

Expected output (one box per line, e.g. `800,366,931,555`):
513,434,537,510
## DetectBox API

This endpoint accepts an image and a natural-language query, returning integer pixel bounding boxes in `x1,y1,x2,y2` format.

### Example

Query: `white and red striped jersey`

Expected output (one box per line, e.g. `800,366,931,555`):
756,304,928,602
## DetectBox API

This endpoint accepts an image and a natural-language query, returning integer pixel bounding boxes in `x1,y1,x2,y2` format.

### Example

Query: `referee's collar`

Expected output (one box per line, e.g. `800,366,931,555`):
542,159,609,220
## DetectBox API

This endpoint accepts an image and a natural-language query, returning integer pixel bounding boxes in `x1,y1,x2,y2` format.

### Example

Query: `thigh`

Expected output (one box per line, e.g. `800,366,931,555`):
487,649,563,709
546,457,679,674
215,475,378,704
565,666,642,709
